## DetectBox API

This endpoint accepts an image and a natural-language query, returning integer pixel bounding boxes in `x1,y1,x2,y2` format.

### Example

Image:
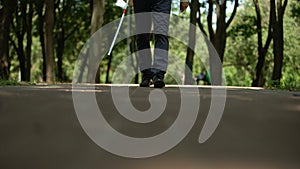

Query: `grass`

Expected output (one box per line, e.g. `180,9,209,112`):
0,79,298,91
264,80,300,91
0,80,35,86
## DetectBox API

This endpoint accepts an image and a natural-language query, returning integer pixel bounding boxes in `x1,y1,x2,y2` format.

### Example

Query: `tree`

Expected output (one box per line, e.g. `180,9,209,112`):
270,0,288,86
252,0,273,87
196,0,239,85
103,0,124,84
280,4,300,89
45,0,55,83
55,0,68,82
34,0,47,81
55,0,90,81
291,0,300,21
184,0,199,84
87,0,105,83
10,0,33,81
0,0,17,80
200,0,239,63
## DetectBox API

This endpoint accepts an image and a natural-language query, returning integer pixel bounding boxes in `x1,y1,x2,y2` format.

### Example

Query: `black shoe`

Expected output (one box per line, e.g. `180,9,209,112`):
140,78,152,87
153,71,165,88
140,69,153,87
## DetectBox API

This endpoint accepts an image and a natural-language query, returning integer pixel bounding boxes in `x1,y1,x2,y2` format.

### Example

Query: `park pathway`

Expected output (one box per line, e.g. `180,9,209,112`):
0,85,299,169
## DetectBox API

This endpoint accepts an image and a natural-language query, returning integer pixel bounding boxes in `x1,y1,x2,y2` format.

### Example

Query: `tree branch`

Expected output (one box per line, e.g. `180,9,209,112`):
207,0,214,40
226,0,239,28
0,8,3,19
253,0,262,47
263,0,274,53
9,36,18,54
20,0,27,37
196,5,207,36
263,30,272,53
64,25,78,41
215,0,221,19
264,1,272,50
282,0,288,16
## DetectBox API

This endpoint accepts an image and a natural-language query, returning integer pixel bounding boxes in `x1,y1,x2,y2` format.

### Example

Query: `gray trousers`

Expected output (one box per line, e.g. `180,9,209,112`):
133,0,171,73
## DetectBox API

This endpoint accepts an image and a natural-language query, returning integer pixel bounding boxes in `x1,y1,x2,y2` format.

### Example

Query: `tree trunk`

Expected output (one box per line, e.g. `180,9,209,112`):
252,0,272,87
106,54,113,83
45,0,55,83
213,1,227,63
0,0,17,80
56,0,67,82
20,0,27,81
77,49,90,83
25,0,33,81
271,0,288,87
206,0,238,85
10,0,32,81
91,0,104,35
35,0,47,81
130,36,139,84
57,31,65,82
207,0,238,63
184,0,198,85
88,0,105,83
252,0,265,87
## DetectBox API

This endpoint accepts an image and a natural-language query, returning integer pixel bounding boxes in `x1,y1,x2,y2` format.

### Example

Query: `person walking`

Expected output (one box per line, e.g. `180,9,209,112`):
130,0,189,88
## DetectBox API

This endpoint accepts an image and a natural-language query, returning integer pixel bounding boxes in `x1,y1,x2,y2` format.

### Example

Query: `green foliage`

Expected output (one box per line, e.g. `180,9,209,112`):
224,0,300,90
8,0,93,83
291,0,300,21
224,35,257,86
225,0,258,86
104,1,123,24
228,15,257,37
262,1,300,90
4,0,299,89
0,80,20,86
0,80,35,86
55,0,92,82
279,4,300,90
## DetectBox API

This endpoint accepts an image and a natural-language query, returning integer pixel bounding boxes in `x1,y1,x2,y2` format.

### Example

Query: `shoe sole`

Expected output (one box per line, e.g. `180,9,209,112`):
154,81,165,88
139,84,150,87
139,80,153,87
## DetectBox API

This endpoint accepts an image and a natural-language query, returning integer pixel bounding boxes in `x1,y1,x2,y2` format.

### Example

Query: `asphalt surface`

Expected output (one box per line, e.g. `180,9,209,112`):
0,85,299,169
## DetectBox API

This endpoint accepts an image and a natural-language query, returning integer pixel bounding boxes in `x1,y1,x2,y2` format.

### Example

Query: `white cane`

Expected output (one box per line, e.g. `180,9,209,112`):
107,0,130,56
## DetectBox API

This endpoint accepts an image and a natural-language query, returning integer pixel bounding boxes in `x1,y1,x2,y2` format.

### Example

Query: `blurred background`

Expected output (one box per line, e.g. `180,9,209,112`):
0,0,299,89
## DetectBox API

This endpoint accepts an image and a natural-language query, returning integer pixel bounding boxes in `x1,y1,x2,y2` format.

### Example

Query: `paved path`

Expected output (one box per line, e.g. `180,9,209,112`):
0,85,299,169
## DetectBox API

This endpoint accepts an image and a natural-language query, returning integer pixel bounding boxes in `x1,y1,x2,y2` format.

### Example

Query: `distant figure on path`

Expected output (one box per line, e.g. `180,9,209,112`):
196,70,211,85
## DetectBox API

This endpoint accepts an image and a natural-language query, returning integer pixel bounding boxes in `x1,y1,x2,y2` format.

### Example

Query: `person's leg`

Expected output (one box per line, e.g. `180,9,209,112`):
133,0,153,87
152,0,172,88
133,0,152,72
